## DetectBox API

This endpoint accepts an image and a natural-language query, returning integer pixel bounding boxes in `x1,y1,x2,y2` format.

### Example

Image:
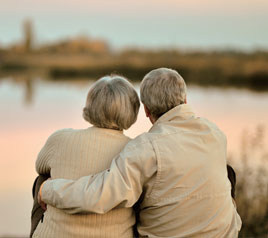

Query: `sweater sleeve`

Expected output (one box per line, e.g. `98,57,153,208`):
35,131,62,175
41,140,157,214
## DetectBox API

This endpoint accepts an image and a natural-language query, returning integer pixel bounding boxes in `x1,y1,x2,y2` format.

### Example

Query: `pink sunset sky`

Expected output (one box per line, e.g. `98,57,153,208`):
0,0,268,49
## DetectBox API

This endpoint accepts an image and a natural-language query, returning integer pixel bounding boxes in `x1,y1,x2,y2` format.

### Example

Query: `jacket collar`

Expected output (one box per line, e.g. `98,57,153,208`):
152,104,195,127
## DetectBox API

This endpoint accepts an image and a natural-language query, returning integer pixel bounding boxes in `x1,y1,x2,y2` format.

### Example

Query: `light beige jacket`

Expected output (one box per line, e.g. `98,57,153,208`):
33,127,135,238
42,104,242,238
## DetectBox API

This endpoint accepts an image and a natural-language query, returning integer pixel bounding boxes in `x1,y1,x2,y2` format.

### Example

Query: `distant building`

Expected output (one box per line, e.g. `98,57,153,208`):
7,19,109,55
8,19,35,53
41,35,110,55
23,19,34,52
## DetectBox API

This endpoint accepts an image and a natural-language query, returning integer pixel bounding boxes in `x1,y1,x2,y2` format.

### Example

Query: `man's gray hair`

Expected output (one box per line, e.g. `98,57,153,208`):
83,75,140,130
140,68,187,119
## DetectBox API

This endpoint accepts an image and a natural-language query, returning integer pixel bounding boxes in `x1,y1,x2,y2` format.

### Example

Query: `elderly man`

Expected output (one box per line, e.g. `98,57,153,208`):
39,68,242,237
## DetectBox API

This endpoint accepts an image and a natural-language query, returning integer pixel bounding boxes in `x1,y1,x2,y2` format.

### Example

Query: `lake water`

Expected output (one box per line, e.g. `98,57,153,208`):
0,77,268,237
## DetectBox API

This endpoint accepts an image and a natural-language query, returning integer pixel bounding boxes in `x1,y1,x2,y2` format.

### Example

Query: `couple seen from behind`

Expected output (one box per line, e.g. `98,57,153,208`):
31,68,242,238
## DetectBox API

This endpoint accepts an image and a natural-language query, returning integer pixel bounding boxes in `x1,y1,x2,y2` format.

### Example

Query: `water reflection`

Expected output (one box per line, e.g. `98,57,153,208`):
24,77,34,105
0,77,268,236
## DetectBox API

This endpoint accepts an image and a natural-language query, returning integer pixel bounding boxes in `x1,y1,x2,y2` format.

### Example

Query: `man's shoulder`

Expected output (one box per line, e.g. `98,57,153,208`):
125,132,153,149
119,132,157,169
200,117,227,140
119,131,165,162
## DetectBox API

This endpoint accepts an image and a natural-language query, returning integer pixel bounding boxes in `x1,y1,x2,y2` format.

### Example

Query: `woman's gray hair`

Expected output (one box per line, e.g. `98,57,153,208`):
140,68,187,119
83,75,140,130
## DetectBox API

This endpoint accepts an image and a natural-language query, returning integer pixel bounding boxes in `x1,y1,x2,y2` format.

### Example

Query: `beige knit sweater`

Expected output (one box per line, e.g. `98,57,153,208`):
33,127,135,238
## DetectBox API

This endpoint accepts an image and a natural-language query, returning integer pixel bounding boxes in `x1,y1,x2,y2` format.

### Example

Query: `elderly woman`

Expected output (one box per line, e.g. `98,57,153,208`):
32,75,140,238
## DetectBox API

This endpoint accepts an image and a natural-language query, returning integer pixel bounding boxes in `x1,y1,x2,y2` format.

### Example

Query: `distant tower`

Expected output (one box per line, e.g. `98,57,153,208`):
23,19,34,52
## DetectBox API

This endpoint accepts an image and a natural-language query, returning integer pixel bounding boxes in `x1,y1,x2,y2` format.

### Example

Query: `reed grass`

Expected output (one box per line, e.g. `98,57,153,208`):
232,126,268,237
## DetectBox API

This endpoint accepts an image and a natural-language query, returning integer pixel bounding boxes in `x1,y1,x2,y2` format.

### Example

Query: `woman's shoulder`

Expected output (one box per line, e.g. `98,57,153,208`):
46,128,74,142
88,127,130,139
51,128,74,135
49,127,132,145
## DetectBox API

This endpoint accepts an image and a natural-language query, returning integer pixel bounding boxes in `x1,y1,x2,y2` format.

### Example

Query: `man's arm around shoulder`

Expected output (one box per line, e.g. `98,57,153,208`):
41,140,156,214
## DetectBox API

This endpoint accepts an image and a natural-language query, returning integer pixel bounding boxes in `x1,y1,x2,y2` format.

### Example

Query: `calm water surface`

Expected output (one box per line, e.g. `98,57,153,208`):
0,77,268,236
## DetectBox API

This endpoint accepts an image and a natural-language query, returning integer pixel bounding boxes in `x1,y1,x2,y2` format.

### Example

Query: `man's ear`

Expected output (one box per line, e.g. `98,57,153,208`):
143,104,150,118
185,96,187,104
143,104,156,124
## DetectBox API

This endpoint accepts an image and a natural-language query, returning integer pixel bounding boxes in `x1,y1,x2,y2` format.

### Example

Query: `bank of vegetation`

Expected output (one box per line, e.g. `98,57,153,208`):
232,126,268,238
1,49,268,91
1,19,267,90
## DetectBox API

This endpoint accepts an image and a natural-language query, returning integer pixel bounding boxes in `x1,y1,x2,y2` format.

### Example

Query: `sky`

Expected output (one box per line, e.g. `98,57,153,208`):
0,0,268,50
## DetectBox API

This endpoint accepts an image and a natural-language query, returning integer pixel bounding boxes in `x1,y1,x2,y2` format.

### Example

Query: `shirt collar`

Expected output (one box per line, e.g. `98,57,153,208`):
152,104,195,127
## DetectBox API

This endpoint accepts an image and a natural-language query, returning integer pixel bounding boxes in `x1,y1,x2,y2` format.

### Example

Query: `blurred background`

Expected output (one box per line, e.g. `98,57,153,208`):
0,0,267,237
